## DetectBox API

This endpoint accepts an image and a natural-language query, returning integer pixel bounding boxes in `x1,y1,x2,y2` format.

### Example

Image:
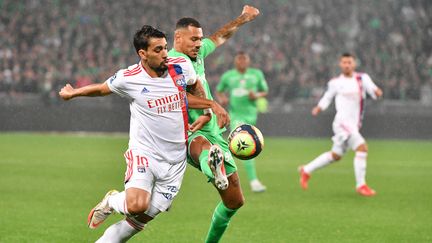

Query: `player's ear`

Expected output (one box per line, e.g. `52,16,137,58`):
138,49,147,60
174,30,181,42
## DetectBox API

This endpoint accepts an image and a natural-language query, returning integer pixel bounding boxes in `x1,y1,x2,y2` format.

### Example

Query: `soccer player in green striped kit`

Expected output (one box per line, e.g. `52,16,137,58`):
216,51,269,192
168,5,260,243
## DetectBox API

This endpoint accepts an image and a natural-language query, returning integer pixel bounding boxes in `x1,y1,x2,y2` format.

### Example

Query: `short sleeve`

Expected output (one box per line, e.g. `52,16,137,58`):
106,70,131,98
216,71,229,92
257,70,269,92
181,59,197,85
362,73,378,99
200,38,216,59
317,80,337,110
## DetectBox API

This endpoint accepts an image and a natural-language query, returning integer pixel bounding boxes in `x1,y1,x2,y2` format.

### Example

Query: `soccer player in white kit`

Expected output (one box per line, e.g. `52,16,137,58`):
59,25,229,242
299,53,383,197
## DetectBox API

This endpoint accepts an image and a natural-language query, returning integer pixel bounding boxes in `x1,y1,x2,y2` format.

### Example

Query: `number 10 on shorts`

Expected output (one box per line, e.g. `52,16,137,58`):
124,149,149,183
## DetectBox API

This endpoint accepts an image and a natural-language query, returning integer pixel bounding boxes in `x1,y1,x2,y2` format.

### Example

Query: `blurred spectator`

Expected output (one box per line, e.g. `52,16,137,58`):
0,0,430,102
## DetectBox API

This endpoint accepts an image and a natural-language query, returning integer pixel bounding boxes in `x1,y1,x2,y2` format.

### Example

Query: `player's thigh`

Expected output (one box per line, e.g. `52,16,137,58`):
229,116,256,131
124,148,155,192
218,172,245,209
230,118,244,131
151,160,187,213
188,132,212,165
123,149,157,212
331,132,349,157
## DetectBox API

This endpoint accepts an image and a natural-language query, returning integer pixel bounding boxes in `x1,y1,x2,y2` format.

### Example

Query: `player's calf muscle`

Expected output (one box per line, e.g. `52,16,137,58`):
219,174,244,209
356,143,368,152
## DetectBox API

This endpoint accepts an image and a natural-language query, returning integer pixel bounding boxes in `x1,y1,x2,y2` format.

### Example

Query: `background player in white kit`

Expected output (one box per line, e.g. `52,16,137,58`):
59,25,228,242
299,53,383,197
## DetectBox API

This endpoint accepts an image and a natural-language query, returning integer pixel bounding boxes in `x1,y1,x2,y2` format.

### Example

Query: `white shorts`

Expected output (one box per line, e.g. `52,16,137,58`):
331,123,365,156
123,148,186,212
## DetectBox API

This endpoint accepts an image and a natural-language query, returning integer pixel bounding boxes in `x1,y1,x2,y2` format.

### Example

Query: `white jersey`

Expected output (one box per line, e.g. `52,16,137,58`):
317,72,378,131
107,57,197,164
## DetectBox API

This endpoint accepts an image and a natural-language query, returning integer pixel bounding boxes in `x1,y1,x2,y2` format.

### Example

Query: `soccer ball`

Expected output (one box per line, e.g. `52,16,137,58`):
228,124,264,160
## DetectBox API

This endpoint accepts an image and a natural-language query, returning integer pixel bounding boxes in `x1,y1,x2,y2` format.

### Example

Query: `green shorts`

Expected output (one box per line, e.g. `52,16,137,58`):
187,130,237,177
229,117,257,131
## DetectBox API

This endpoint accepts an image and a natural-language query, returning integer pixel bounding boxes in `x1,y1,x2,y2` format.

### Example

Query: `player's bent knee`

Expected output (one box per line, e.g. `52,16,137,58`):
356,143,368,152
190,136,211,160
225,197,244,210
126,196,149,215
331,152,342,161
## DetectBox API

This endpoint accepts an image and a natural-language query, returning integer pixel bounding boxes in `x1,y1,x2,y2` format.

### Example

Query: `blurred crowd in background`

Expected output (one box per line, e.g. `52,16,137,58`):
0,0,431,104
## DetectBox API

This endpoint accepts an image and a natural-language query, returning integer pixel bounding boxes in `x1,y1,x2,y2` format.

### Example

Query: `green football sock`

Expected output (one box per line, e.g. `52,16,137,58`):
205,202,238,243
243,159,258,182
199,150,214,179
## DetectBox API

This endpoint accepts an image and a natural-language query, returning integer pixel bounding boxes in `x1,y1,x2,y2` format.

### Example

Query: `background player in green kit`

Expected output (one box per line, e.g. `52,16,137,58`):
216,51,269,192
168,5,260,243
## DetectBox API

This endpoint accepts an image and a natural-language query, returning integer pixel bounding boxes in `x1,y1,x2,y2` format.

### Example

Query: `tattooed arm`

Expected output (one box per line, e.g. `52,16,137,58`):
187,78,207,98
209,5,260,47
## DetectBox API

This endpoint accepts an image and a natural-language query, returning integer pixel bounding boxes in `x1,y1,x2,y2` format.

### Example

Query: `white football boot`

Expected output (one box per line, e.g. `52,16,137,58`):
250,179,267,192
87,189,119,229
208,145,229,190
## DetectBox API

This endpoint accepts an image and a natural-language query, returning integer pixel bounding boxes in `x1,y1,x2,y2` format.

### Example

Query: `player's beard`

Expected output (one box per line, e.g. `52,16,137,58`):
188,47,200,61
151,61,168,76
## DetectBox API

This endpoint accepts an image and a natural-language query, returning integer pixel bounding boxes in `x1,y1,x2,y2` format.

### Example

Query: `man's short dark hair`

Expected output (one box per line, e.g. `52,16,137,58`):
236,51,249,56
133,25,166,53
341,52,355,59
175,17,201,30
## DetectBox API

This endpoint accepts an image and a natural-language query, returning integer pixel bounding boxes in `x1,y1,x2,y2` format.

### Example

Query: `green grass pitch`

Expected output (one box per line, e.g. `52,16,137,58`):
0,133,431,242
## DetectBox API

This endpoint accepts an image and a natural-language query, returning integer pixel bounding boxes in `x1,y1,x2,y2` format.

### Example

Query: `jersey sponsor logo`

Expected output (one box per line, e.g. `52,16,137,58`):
108,73,117,83
232,87,249,97
147,91,187,114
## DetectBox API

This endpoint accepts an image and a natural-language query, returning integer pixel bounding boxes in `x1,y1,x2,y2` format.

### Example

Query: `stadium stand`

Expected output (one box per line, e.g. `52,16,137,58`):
0,0,430,103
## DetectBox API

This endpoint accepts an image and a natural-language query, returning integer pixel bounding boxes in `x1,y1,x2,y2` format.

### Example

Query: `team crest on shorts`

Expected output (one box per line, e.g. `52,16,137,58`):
137,165,146,173
136,155,148,173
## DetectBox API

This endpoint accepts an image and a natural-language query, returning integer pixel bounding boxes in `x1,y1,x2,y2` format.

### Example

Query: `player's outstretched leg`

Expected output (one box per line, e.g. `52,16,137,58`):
205,172,244,243
300,151,338,190
95,218,141,243
96,214,152,243
88,189,119,229
354,144,376,197
209,145,229,190
189,136,228,190
243,158,266,192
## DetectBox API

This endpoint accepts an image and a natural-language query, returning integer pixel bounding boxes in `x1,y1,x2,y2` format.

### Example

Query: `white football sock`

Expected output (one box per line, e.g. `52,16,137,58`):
108,191,129,215
304,152,334,174
95,219,143,243
354,151,367,188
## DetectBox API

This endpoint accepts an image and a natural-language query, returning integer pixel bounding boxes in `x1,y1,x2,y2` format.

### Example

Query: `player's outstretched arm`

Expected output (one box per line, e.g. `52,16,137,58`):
59,82,112,100
374,88,383,99
187,93,230,128
249,91,268,100
311,106,322,116
215,91,229,107
209,5,260,47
